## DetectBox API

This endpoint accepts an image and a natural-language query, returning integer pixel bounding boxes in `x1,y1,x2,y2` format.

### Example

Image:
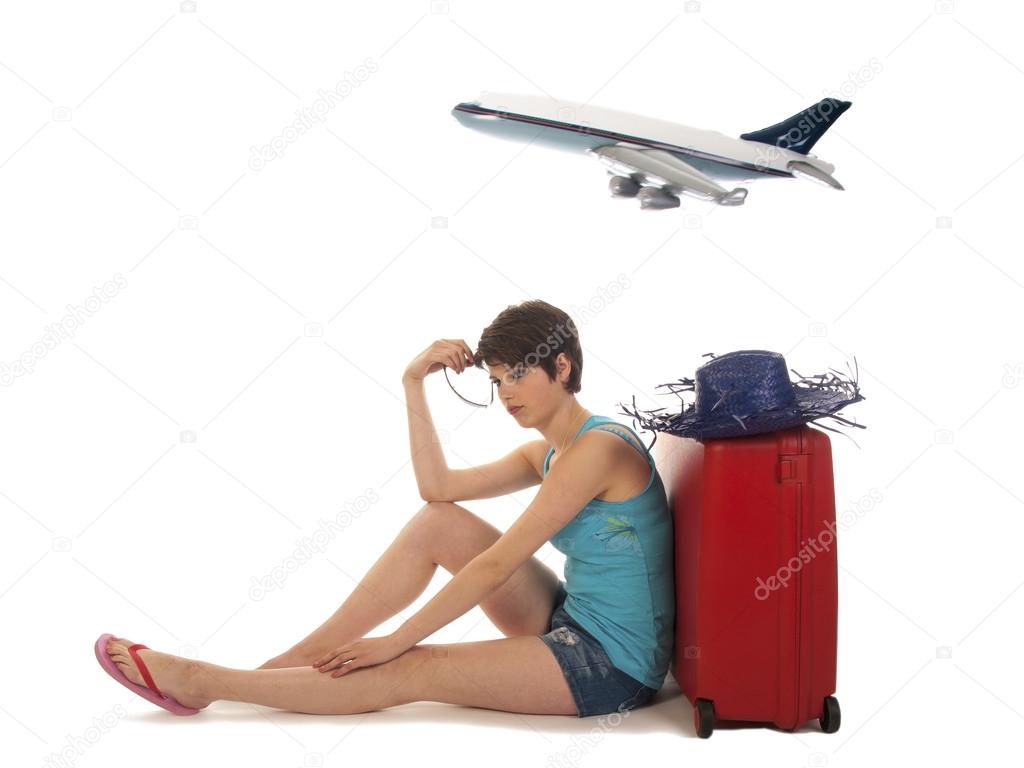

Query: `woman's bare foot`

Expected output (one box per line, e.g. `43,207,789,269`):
104,637,212,710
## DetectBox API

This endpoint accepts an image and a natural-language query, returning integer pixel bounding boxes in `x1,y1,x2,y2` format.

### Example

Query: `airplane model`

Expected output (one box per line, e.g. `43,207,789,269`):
452,92,852,208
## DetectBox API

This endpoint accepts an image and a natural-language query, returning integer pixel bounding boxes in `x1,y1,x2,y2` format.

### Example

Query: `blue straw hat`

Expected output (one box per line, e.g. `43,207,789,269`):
619,349,865,441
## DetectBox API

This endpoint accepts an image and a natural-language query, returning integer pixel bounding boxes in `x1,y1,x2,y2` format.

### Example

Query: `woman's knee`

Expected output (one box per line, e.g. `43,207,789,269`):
409,501,461,538
408,502,499,571
401,502,462,557
415,500,463,520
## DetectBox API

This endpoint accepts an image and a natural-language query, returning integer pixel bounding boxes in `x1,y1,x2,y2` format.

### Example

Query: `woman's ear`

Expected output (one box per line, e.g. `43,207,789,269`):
557,352,571,383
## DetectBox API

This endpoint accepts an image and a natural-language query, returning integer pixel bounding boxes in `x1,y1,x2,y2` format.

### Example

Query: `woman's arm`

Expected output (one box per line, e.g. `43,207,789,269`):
313,426,618,676
390,429,616,649
401,338,476,499
402,375,449,500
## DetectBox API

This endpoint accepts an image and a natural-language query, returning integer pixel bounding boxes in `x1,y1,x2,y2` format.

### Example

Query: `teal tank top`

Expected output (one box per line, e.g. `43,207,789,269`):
543,414,675,690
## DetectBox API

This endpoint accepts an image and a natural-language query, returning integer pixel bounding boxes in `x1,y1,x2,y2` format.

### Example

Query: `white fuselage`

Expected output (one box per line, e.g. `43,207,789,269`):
452,92,838,183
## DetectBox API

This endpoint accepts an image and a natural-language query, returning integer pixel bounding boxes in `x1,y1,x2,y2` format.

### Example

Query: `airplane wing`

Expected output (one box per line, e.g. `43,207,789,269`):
588,144,747,208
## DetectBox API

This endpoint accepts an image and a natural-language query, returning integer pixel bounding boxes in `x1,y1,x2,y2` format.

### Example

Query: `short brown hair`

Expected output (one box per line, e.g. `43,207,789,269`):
474,300,583,393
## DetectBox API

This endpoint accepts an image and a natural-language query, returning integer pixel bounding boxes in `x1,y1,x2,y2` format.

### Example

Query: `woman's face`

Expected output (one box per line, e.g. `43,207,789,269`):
487,354,570,422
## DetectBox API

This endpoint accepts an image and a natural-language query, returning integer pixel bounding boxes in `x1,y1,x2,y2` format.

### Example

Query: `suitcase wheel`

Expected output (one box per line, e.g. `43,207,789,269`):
819,695,841,733
695,698,715,738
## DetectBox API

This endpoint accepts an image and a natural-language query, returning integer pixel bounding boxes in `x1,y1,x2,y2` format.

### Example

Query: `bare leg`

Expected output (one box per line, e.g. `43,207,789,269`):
258,509,439,669
259,502,561,671
104,635,578,716
207,650,434,714
106,635,416,714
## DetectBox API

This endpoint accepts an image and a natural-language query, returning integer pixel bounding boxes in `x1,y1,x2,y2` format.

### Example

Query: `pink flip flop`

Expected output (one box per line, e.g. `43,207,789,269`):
94,633,201,716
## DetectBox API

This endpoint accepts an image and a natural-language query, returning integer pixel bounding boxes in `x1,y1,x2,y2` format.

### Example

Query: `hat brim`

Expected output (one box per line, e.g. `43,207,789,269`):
618,362,866,441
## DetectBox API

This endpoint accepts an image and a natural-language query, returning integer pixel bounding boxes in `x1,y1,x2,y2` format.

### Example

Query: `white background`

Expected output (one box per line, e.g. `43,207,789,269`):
2,0,1021,765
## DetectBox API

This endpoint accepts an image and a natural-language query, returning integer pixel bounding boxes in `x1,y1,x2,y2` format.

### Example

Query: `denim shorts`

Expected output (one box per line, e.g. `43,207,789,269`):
538,580,659,718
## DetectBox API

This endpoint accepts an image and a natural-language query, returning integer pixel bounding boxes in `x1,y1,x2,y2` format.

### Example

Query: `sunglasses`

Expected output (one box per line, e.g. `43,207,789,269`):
444,363,531,407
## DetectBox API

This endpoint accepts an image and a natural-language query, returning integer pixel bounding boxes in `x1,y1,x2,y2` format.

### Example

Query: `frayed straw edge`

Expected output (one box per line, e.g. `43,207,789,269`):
617,354,867,447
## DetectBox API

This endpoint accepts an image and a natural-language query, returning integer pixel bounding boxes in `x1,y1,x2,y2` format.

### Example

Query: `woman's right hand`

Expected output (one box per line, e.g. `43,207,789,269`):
403,339,476,383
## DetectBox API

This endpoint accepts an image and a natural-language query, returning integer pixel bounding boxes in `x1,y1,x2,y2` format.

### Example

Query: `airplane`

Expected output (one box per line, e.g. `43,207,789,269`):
451,92,852,208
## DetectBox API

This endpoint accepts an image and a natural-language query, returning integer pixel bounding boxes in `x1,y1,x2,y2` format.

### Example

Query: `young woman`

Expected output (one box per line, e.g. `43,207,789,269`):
97,300,675,718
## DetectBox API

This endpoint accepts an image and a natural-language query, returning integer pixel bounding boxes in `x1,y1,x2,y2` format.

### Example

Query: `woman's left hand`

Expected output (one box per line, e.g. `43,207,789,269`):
312,634,410,678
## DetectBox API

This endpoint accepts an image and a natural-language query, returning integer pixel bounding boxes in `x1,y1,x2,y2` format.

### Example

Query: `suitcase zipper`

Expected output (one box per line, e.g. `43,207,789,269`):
779,430,810,728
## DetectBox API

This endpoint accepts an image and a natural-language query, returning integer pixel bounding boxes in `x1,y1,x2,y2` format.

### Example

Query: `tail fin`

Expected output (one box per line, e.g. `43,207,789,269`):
740,98,852,155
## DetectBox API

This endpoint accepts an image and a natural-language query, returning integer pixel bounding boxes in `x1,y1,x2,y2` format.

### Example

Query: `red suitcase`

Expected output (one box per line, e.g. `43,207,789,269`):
654,424,841,737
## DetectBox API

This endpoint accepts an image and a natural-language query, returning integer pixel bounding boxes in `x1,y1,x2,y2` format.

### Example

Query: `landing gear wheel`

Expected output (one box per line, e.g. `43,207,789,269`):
695,698,715,738
819,695,841,733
